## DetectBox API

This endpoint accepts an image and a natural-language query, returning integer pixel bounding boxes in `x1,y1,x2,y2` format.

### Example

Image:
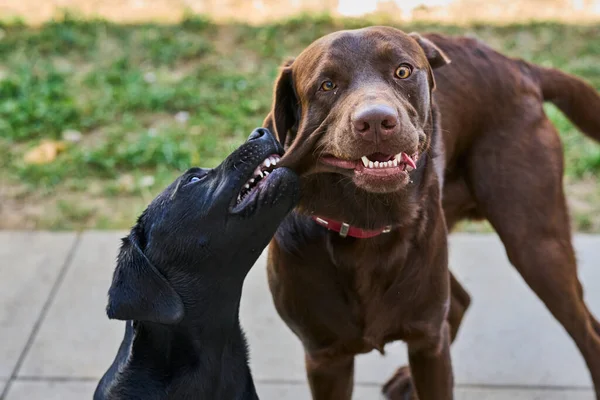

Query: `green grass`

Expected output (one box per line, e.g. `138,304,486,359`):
1,13,599,230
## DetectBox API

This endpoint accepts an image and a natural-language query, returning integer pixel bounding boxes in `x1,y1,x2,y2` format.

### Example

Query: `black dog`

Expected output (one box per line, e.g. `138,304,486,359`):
94,128,299,400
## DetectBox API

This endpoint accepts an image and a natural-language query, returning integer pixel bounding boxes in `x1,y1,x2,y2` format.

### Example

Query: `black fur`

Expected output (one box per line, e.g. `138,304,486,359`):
94,128,299,400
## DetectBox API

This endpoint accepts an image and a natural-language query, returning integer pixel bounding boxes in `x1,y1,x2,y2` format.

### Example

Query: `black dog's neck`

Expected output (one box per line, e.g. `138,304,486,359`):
129,268,254,397
134,295,244,363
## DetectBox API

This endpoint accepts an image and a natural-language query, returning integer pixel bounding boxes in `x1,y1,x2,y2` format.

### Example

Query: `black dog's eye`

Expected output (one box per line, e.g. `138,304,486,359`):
395,64,413,79
185,175,205,186
320,81,336,92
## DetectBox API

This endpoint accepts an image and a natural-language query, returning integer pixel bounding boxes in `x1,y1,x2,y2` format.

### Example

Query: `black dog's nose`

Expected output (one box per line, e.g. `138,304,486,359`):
248,128,269,141
352,104,399,141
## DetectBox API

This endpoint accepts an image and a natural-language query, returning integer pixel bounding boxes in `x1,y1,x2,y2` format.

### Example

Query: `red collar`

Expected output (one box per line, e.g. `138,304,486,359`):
311,216,392,239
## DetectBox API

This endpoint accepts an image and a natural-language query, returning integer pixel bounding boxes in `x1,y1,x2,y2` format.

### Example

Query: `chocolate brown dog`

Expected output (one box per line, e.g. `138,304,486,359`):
263,26,600,399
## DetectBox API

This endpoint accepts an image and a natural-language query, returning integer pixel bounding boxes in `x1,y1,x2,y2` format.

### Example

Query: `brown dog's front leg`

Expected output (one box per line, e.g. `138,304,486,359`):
407,322,454,400
305,352,355,400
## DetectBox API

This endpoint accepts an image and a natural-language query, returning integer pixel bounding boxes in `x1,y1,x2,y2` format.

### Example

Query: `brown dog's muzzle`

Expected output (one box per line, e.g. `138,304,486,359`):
352,103,400,142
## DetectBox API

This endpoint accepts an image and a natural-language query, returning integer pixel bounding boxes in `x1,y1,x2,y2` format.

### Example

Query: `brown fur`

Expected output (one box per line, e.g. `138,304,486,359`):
263,26,600,400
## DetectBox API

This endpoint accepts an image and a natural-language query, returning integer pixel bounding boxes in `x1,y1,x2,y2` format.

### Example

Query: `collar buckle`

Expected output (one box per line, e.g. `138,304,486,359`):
339,223,350,238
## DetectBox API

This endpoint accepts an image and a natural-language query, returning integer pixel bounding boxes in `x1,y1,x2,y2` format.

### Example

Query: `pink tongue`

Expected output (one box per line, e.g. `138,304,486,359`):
368,152,394,162
401,153,417,169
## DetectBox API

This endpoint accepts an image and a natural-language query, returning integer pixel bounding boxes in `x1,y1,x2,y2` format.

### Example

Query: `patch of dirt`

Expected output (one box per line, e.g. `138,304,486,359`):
2,177,599,231
565,176,600,231
0,180,152,230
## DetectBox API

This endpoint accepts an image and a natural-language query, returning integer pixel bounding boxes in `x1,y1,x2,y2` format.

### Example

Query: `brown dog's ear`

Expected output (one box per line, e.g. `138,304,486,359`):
409,32,451,70
106,231,184,324
263,58,298,148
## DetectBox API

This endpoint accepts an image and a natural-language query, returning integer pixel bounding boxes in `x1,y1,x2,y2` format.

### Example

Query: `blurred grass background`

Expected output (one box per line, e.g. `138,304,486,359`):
0,12,599,230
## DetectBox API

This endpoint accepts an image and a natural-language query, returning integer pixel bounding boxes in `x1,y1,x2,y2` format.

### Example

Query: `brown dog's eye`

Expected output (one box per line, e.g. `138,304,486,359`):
320,81,336,91
395,64,412,79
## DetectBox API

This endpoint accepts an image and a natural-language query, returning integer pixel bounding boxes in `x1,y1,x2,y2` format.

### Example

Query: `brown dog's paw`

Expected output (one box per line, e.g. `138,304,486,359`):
381,366,418,400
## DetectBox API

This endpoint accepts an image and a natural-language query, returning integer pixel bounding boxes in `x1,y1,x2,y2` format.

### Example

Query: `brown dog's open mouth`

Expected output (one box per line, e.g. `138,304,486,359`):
235,154,281,207
321,152,418,176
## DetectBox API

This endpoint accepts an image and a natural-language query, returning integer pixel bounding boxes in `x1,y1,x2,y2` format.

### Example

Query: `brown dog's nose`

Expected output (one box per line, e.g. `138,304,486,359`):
352,104,399,141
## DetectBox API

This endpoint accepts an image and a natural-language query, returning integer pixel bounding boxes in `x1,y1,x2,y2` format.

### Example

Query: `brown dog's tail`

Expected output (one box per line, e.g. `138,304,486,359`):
532,64,600,142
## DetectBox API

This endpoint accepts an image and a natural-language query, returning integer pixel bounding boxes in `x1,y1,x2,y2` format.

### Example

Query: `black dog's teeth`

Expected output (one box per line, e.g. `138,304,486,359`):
236,155,281,204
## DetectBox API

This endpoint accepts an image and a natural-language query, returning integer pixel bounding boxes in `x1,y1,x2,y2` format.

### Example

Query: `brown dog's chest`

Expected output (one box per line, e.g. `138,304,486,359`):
290,232,448,358
268,177,449,360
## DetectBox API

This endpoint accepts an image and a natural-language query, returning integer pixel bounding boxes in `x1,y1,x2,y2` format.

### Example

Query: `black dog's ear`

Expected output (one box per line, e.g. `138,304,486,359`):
106,231,184,324
263,58,298,148
409,32,451,70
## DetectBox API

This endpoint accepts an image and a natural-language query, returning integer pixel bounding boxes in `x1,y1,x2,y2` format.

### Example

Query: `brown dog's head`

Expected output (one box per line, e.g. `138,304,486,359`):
264,27,449,196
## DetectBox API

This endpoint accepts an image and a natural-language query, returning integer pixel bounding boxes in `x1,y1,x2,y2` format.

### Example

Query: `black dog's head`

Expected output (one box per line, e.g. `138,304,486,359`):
106,128,299,325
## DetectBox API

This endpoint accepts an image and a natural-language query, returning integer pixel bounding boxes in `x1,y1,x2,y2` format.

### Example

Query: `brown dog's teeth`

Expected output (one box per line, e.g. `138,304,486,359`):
361,155,404,169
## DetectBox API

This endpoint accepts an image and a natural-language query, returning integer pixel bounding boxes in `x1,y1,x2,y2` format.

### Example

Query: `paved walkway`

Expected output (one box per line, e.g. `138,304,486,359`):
0,231,598,399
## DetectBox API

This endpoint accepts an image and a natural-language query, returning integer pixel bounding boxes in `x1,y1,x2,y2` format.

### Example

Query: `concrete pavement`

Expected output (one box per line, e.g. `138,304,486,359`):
0,231,598,399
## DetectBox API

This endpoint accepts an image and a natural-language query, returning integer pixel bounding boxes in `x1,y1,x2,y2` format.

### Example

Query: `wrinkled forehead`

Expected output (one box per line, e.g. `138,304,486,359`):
293,27,428,83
